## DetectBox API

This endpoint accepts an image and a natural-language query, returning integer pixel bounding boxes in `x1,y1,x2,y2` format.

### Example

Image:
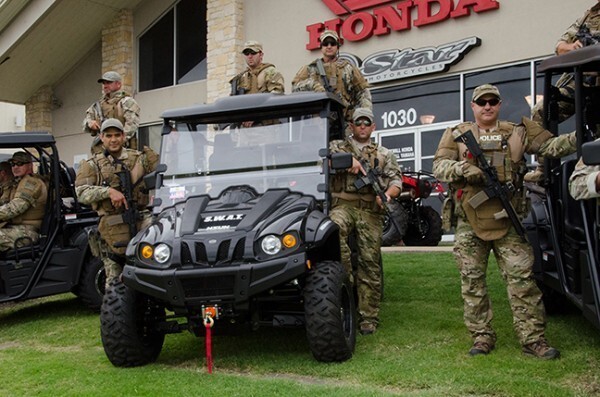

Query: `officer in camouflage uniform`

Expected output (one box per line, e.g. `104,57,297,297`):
329,108,402,335
230,41,284,97
75,119,158,286
526,1,600,183
0,152,47,251
83,71,140,154
434,85,576,359
0,161,15,205
292,30,371,128
569,137,600,200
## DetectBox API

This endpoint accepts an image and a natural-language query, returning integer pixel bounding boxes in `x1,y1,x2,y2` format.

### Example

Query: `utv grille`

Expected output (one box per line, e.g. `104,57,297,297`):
181,237,246,266
181,275,235,298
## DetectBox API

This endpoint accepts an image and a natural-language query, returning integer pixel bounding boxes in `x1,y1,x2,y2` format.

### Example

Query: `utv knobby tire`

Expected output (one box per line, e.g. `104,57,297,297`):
75,255,105,311
381,202,408,246
403,206,442,247
100,279,165,367
304,261,356,362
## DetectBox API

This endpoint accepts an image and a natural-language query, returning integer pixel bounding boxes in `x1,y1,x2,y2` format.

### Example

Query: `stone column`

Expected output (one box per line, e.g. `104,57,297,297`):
25,85,54,132
207,0,245,103
101,9,134,93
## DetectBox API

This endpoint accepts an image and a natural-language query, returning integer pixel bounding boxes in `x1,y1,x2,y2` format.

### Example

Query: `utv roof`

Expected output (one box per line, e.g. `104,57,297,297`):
539,45,600,73
161,92,345,122
0,132,55,148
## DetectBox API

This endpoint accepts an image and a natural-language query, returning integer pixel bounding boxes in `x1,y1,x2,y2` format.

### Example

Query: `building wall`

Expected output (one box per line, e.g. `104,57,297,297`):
0,102,25,132
46,0,592,164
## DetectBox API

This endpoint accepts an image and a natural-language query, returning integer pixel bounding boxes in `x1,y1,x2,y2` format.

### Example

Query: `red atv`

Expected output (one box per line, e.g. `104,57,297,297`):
382,170,445,247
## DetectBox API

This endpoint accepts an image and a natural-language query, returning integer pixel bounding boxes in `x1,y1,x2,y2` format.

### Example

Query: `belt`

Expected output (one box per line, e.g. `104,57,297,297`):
333,197,380,212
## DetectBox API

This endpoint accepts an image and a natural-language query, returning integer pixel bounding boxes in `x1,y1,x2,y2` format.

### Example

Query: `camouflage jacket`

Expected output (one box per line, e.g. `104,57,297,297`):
433,118,576,188
557,3,600,49
230,63,284,94
329,137,402,203
0,174,47,229
569,142,600,200
82,90,140,140
75,148,156,217
292,58,372,123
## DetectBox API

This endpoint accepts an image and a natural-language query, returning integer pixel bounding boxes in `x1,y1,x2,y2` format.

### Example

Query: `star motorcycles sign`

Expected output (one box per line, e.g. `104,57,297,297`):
306,0,499,50
340,36,481,83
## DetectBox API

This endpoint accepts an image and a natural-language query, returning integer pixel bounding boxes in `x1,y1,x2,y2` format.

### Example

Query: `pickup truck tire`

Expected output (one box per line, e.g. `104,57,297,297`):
100,279,165,367
304,260,356,362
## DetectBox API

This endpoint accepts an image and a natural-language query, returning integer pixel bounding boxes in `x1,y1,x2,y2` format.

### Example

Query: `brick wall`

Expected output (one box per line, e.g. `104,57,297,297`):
25,85,53,132
101,9,134,94
207,0,245,103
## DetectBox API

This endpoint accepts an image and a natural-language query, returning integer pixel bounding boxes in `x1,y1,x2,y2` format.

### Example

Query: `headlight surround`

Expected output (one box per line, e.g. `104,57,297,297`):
261,235,282,256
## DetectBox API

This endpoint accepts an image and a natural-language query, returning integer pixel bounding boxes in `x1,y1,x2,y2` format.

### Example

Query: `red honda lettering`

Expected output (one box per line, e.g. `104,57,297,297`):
413,0,452,27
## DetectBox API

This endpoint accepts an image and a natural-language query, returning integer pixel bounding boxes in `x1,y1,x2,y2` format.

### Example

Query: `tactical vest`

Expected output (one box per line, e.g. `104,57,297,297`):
453,122,528,241
9,175,48,229
331,140,388,204
89,149,147,216
235,63,276,94
100,91,127,122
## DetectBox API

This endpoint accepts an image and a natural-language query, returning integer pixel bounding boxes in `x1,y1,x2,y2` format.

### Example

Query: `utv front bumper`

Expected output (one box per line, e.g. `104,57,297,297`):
121,252,308,308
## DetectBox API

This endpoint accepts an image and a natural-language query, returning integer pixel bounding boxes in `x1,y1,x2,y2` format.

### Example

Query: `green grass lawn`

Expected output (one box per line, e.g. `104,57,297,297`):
1,252,600,397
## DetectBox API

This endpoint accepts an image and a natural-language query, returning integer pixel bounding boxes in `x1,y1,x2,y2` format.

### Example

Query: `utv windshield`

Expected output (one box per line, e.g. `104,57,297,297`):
156,115,328,208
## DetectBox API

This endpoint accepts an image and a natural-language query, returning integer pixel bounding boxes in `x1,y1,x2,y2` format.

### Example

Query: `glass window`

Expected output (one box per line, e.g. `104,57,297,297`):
372,77,460,131
139,0,207,92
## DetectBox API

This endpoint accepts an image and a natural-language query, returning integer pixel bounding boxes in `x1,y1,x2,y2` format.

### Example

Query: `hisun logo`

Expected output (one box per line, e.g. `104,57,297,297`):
203,214,245,222
306,0,499,50
340,36,480,83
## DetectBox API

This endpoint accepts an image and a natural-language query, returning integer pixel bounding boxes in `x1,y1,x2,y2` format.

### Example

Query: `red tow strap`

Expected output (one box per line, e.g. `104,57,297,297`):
204,315,214,374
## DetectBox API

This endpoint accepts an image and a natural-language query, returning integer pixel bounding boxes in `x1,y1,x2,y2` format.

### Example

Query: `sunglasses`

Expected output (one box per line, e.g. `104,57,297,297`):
321,40,338,47
243,50,258,56
9,161,28,167
474,98,500,107
354,119,372,127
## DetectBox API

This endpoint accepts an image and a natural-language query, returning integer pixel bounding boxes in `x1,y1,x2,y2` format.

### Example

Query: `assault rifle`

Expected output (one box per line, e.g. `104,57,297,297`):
354,159,403,235
316,59,334,93
113,162,139,243
576,25,600,47
453,129,527,242
230,77,246,96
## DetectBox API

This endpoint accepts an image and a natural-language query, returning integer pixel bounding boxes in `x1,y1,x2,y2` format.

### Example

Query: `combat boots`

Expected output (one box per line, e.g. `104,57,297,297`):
522,338,560,360
468,340,495,356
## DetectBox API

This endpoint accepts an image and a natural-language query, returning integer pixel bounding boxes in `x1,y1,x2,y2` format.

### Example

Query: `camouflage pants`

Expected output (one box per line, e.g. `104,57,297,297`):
453,218,547,346
0,225,39,251
97,212,152,287
330,203,383,326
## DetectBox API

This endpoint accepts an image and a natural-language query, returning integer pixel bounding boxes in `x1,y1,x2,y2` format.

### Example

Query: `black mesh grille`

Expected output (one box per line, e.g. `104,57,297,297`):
232,238,245,261
216,240,231,264
195,242,208,263
181,242,193,265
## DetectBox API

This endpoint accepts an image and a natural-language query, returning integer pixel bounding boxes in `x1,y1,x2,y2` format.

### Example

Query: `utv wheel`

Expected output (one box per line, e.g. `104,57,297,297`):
100,279,165,367
381,202,408,246
76,255,105,311
403,206,442,247
304,261,356,362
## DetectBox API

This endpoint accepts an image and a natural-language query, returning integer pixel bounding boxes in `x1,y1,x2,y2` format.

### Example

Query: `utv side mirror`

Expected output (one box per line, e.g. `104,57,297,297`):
144,163,167,190
330,152,353,170
582,140,600,166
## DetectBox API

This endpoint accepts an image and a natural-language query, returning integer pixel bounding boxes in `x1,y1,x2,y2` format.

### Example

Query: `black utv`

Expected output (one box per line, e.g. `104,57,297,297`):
526,45,600,330
0,132,102,310
100,92,357,366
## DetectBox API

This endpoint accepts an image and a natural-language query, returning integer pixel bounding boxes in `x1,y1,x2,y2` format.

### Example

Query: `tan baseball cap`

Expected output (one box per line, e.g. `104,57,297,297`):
353,108,374,123
242,40,263,53
320,30,340,44
10,151,32,164
472,84,501,101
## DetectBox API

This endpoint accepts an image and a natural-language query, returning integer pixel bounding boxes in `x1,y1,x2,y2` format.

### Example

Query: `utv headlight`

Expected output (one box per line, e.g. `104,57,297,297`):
261,235,282,256
153,243,171,264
